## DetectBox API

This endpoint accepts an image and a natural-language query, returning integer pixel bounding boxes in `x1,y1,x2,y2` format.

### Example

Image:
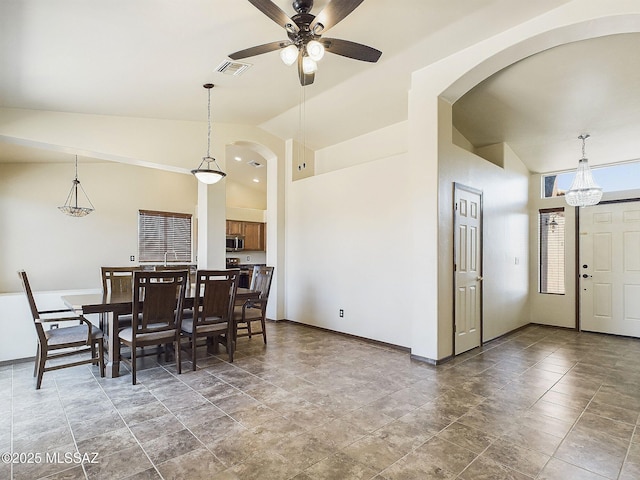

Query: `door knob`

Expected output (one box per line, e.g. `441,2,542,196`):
477,276,484,281
582,274,592,278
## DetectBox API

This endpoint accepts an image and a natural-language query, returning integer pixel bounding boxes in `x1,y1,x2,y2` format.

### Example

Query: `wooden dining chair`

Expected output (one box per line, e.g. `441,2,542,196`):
181,269,239,369
234,266,274,344
156,265,195,291
118,270,188,384
101,266,140,294
100,266,140,330
18,270,105,389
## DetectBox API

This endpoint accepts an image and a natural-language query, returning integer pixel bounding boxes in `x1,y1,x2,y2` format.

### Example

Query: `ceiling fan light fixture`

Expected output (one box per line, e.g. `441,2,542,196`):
565,134,603,207
302,56,317,74
228,0,382,86
192,84,226,185
280,44,298,66
306,40,325,61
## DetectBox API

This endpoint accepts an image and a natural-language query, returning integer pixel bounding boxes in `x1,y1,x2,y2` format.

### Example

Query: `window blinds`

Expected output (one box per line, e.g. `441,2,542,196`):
138,210,192,263
539,208,565,294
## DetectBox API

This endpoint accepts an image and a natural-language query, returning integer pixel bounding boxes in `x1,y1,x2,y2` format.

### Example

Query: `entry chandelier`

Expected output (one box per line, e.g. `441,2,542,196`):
58,155,95,217
191,83,226,184
565,134,603,207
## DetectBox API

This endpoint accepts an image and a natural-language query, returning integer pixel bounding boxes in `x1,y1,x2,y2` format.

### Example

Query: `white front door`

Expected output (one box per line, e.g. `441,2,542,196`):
454,184,483,355
580,201,640,337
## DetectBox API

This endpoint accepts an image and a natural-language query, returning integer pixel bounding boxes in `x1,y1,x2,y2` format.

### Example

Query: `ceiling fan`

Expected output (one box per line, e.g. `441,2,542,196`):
229,0,382,86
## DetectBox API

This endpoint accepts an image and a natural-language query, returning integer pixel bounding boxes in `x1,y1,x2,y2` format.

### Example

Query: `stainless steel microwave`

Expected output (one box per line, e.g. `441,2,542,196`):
226,235,245,252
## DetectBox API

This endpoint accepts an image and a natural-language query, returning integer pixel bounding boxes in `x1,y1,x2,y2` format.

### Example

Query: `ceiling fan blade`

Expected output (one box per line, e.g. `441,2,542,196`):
310,0,366,34
229,40,290,60
321,38,382,62
247,0,299,33
297,54,315,86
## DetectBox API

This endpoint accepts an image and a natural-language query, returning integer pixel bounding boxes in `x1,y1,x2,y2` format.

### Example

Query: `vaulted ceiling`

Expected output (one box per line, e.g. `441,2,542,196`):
2,0,638,179
453,32,640,174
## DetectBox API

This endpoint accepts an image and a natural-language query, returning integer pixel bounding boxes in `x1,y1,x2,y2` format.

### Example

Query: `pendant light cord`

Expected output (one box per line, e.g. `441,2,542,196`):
579,133,590,159
206,86,212,159
298,83,306,170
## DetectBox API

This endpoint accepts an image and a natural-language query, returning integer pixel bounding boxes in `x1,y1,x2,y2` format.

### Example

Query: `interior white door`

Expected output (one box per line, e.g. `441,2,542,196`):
580,201,640,337
454,184,483,355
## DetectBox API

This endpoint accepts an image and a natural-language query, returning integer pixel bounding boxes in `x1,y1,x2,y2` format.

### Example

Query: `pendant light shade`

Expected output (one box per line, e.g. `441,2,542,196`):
191,83,226,185
58,155,94,217
192,157,225,184
565,134,603,207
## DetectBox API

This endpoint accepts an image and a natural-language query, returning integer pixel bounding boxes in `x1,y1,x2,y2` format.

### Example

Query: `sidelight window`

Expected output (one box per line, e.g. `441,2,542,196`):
539,208,565,294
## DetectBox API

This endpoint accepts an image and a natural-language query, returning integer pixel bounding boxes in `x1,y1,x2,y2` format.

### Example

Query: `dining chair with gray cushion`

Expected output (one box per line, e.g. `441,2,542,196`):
181,269,239,369
234,266,274,344
118,270,188,384
18,270,105,389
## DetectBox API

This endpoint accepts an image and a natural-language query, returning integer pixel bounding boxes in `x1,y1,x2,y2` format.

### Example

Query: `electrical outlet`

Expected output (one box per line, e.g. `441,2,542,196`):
246,255,251,262
339,309,344,318
130,255,135,262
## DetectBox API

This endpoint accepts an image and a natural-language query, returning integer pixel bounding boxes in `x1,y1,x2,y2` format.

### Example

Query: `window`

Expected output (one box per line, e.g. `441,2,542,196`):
539,208,565,294
542,160,640,198
138,210,192,263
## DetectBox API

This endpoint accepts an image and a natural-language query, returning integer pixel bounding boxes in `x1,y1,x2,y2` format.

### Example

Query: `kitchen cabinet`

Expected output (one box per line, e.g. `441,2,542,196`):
226,220,244,236
244,222,265,251
226,220,265,251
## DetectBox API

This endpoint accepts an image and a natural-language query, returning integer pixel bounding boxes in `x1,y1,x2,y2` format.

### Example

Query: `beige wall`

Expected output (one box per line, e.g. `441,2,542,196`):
0,161,197,293
315,122,408,175
285,136,413,347
528,173,577,328
226,179,266,211
439,107,530,356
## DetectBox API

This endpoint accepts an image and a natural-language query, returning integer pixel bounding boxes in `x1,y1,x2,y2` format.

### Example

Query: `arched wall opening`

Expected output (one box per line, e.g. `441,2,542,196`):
225,139,282,321
409,6,640,361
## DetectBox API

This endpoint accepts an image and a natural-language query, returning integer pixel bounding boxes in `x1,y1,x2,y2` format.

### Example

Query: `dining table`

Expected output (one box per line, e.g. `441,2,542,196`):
62,287,260,378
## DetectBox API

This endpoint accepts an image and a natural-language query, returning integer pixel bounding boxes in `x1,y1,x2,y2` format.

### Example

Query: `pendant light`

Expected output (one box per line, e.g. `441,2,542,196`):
58,155,95,217
565,134,603,207
191,83,226,184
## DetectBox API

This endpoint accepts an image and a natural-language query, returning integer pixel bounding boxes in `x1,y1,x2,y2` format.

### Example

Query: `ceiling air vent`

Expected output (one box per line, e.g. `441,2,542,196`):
247,160,263,168
216,60,252,76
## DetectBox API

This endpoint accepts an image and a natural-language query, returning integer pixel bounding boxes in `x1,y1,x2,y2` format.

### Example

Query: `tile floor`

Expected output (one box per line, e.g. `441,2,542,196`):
1,322,640,479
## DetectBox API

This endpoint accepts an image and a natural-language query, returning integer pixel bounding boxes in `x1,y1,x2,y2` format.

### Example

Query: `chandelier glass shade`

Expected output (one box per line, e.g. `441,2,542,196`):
191,83,226,185
565,134,603,207
58,155,94,217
